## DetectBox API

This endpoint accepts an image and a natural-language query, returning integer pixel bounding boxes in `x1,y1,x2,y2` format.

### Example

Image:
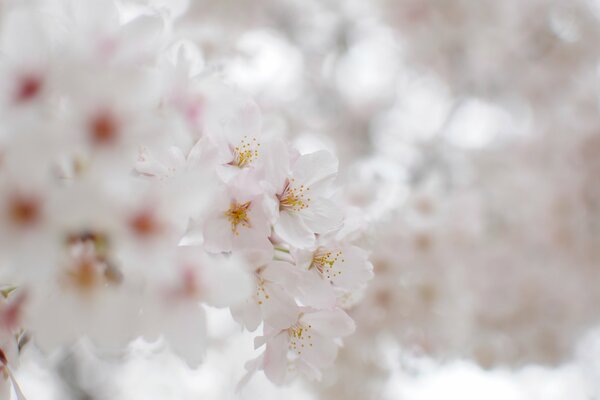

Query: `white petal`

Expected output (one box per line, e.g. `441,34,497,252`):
330,245,374,289
261,139,291,194
262,283,300,330
300,333,338,368
297,270,337,309
291,248,314,270
301,309,355,337
230,300,262,332
291,150,338,189
264,332,289,385
296,358,322,381
274,211,315,249
262,261,297,286
236,354,263,391
202,216,232,253
299,197,343,234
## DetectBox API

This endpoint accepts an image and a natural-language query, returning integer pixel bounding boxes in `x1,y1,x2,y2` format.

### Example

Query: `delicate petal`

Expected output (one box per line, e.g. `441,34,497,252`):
330,246,374,289
274,211,314,249
230,300,262,332
291,150,338,189
261,283,300,330
202,216,232,253
264,332,289,385
236,354,264,392
301,309,355,337
261,261,297,286
299,197,344,234
300,333,338,368
296,270,337,309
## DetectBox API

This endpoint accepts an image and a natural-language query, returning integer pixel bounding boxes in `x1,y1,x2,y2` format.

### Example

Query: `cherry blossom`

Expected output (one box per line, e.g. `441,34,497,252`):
247,308,355,385
266,150,344,249
0,0,373,395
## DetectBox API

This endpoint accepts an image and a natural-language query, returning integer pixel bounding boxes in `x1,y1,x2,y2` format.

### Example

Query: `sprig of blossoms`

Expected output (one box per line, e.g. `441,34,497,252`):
0,0,372,394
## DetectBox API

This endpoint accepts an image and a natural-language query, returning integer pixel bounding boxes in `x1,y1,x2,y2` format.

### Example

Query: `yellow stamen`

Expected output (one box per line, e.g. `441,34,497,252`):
288,322,313,355
278,179,311,212
224,200,252,235
310,248,343,280
230,136,260,168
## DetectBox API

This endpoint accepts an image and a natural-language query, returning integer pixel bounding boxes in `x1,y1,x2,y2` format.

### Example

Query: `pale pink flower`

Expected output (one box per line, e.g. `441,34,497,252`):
230,261,300,332
266,150,344,249
202,175,273,258
142,246,252,366
292,241,374,293
201,86,267,182
247,308,355,385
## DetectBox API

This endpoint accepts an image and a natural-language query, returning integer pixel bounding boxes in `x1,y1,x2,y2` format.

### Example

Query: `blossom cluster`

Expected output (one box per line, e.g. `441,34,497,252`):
0,0,372,395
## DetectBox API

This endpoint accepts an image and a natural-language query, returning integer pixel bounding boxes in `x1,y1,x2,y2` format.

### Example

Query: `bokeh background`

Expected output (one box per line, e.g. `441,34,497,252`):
14,0,600,398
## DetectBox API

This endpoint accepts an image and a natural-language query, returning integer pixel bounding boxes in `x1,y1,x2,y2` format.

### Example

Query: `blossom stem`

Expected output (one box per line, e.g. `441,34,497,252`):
274,246,290,254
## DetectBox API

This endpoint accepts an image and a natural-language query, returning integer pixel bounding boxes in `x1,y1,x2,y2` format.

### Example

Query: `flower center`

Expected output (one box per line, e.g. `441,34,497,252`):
255,276,271,305
310,248,344,280
230,136,260,168
224,201,252,235
89,111,119,146
15,75,42,103
7,194,41,227
64,232,122,291
288,322,313,355
179,268,200,299
278,179,310,212
129,209,161,237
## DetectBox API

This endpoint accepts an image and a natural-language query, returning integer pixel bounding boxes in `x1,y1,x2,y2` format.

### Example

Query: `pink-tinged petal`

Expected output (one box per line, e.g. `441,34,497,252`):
274,211,315,249
236,354,264,392
227,194,272,255
222,100,262,145
300,333,338,368
292,248,314,270
297,270,337,309
262,194,280,225
262,284,300,330
254,335,267,349
299,197,343,234
233,227,270,248
216,164,242,182
230,300,262,332
301,309,355,337
264,332,289,385
261,139,291,194
291,150,338,189
203,216,232,253
246,196,272,234
187,137,212,166
296,359,323,381
262,261,297,286
324,245,373,289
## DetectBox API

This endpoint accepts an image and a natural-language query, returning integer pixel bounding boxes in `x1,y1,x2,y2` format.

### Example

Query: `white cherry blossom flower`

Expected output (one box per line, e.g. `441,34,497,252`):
247,308,355,385
202,175,273,258
267,150,344,249
230,261,300,332
292,241,374,294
